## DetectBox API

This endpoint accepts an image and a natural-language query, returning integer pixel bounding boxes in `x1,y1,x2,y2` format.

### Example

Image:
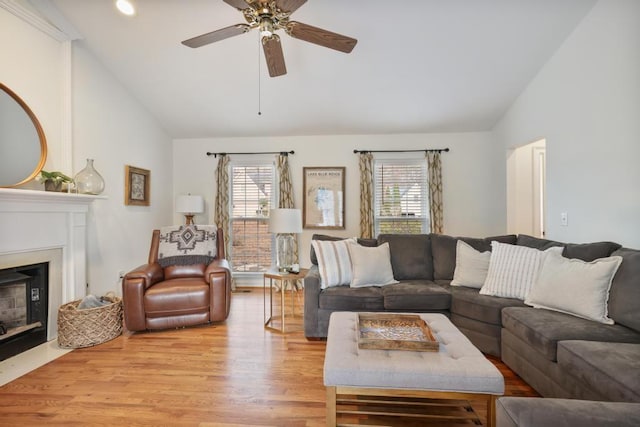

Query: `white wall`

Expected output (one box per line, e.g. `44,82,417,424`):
1,8,174,297
71,43,174,295
493,0,640,248
0,8,64,175
173,132,505,268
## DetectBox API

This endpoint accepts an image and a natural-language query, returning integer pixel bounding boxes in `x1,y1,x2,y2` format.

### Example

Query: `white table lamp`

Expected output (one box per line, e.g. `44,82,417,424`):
176,194,204,225
268,208,302,272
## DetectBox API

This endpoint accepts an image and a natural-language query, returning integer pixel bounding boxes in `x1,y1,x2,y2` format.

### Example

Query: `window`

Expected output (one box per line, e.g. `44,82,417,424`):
230,162,275,273
374,158,429,235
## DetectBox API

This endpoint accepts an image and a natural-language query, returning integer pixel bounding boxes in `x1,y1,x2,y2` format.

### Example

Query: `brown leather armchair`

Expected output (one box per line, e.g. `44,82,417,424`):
122,227,231,331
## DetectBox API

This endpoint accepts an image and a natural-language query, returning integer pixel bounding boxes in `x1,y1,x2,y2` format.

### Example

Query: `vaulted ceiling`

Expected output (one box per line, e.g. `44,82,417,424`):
36,0,595,138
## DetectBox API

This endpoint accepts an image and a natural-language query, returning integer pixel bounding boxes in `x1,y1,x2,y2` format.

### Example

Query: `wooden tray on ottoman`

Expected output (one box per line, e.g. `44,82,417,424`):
357,313,439,352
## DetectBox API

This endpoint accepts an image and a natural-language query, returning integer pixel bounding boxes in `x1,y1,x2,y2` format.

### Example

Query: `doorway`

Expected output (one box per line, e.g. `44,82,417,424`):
506,139,547,237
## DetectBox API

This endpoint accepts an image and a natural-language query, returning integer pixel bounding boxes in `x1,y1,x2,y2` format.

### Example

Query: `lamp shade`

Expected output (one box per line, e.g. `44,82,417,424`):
176,195,204,214
268,208,302,234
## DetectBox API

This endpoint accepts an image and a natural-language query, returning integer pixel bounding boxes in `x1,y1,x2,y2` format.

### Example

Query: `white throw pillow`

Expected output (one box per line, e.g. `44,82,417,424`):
450,240,491,289
480,242,562,300
525,251,623,324
311,238,355,289
348,242,398,288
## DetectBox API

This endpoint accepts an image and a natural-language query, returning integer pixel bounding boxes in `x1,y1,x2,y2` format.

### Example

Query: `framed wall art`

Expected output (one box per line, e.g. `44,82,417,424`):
125,165,150,206
303,166,345,229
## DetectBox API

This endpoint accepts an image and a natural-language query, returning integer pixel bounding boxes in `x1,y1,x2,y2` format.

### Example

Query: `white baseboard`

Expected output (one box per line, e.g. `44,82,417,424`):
232,274,263,288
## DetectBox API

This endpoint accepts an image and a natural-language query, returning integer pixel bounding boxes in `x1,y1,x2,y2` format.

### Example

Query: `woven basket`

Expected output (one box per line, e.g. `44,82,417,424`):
57,297,123,349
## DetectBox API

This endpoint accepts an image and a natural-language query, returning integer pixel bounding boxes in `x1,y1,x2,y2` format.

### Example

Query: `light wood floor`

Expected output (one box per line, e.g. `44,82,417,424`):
0,288,538,426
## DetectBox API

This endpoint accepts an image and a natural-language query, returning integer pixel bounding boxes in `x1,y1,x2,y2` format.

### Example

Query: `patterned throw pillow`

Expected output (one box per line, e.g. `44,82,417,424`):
480,241,562,300
158,225,217,267
311,238,355,289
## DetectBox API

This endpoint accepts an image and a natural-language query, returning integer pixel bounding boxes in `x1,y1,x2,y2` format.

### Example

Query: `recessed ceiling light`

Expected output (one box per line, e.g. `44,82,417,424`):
115,0,135,16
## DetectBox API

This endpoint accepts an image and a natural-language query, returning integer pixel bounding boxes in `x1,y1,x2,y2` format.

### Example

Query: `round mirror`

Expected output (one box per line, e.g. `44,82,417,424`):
0,83,47,187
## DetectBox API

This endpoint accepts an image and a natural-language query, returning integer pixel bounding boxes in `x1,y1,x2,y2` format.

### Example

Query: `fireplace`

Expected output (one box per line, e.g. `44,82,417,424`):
0,262,48,361
0,188,101,362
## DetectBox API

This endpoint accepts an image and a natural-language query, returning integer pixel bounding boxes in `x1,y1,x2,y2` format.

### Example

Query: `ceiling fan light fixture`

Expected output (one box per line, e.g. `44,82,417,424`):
259,18,274,38
115,0,136,16
183,0,357,77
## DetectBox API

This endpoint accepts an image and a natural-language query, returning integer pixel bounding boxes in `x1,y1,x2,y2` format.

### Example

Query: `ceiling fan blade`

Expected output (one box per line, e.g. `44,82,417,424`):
222,0,251,10
287,21,357,53
262,36,287,77
182,24,251,48
275,0,307,13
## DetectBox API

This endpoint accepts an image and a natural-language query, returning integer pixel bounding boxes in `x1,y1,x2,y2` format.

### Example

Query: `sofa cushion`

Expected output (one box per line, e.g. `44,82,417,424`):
451,285,525,325
558,341,640,402
164,263,207,280
517,234,621,262
516,234,564,250
525,251,622,324
318,285,384,311
564,241,622,262
378,234,433,280
382,281,451,310
450,313,503,357
144,279,210,317
309,234,377,265
609,248,640,332
431,233,517,280
480,242,562,300
349,242,398,287
451,240,491,289
501,307,640,362
496,397,640,427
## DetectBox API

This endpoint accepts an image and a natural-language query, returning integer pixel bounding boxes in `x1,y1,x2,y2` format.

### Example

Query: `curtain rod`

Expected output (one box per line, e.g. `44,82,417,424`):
206,150,294,158
353,148,450,154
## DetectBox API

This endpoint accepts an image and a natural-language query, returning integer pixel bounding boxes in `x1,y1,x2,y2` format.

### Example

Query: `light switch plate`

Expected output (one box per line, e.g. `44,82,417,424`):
560,212,568,226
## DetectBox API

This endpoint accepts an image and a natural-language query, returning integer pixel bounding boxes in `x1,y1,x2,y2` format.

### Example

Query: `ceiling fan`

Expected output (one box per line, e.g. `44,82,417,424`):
181,0,358,77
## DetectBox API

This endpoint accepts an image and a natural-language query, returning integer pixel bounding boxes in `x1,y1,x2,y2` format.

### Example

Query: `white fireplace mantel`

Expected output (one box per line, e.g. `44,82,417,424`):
0,187,104,210
0,188,105,339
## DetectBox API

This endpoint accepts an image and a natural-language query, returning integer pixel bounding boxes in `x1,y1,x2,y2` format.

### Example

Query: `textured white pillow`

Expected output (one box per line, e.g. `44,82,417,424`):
311,238,355,289
451,240,491,289
525,251,623,324
480,242,562,300
348,242,398,288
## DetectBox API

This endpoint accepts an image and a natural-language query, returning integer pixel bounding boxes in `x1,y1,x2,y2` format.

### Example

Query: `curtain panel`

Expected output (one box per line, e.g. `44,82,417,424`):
358,152,374,238
276,154,298,263
213,153,231,266
426,151,444,234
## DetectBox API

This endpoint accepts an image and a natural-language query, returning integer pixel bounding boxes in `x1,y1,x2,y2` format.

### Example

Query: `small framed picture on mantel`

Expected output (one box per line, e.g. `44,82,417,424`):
125,165,150,206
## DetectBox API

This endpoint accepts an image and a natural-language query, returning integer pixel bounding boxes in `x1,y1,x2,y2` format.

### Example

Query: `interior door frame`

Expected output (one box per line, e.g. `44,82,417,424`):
506,138,546,237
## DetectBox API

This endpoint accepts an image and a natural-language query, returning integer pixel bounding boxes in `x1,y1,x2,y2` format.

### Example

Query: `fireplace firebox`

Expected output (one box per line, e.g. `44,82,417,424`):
0,262,48,361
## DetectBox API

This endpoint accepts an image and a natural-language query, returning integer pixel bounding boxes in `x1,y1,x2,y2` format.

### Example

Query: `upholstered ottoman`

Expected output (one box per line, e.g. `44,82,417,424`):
324,312,504,426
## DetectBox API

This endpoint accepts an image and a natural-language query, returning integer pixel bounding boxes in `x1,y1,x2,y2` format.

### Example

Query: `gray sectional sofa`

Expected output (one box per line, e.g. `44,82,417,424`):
303,232,640,424
496,397,640,427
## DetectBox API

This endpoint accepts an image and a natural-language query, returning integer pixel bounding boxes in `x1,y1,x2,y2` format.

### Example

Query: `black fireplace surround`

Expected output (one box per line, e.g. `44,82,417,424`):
0,262,48,361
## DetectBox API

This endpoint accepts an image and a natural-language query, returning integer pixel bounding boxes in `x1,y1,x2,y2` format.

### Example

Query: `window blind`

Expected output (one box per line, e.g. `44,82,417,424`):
373,159,429,235
230,164,274,273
